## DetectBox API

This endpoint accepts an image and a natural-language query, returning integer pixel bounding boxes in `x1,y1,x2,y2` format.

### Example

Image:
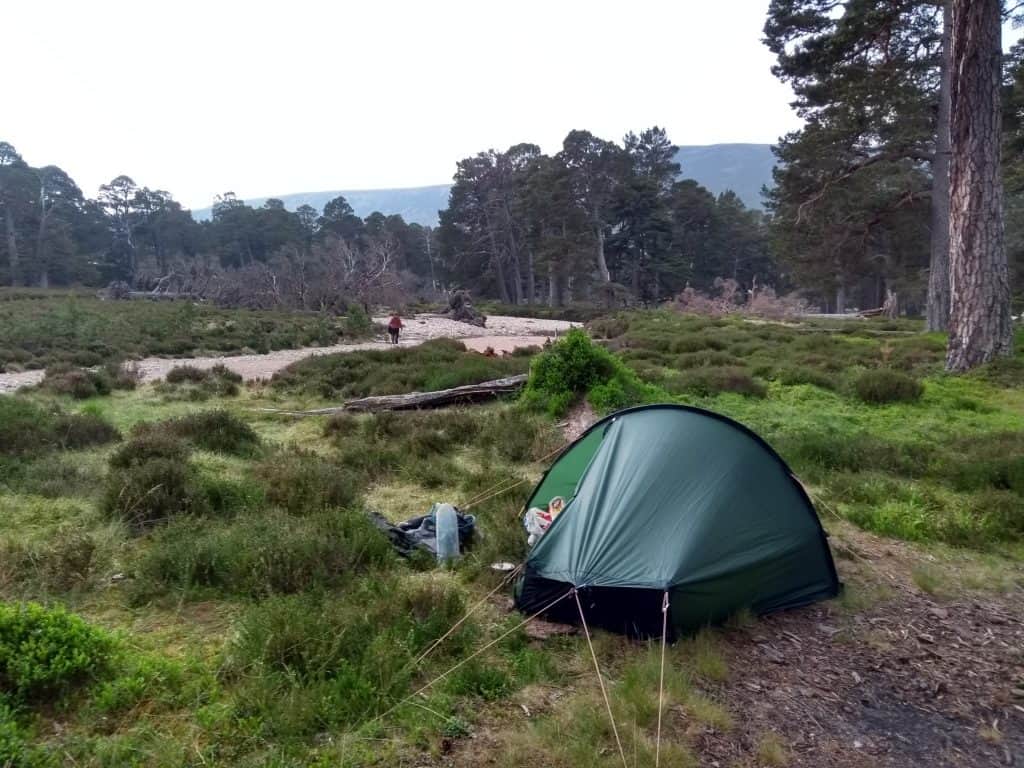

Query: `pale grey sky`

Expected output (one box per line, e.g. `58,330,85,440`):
3,0,800,210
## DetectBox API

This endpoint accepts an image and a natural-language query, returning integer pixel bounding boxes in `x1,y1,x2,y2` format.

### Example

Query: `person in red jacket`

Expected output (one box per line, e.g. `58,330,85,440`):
387,313,404,344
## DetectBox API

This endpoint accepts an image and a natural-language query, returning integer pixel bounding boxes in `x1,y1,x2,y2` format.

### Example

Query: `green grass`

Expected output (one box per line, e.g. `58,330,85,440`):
757,731,790,766
1,305,1022,766
594,311,1024,550
0,289,369,371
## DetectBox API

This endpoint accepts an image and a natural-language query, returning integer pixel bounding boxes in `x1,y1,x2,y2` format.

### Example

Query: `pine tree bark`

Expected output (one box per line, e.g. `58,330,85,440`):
494,253,511,304
926,0,952,332
35,198,49,291
526,249,535,305
595,226,610,283
3,205,19,287
946,0,1013,371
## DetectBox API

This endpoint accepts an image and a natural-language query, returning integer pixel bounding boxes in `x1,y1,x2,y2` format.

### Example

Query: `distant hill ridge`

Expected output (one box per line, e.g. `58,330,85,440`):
191,143,774,225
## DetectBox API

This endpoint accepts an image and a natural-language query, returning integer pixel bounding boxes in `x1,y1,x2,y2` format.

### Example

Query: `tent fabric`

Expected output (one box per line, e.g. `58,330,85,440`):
515,404,840,635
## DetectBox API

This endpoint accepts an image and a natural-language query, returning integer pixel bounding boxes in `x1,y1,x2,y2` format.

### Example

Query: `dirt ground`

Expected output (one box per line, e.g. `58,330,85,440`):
448,529,1023,768
0,314,577,394
702,528,1024,768
443,406,1024,768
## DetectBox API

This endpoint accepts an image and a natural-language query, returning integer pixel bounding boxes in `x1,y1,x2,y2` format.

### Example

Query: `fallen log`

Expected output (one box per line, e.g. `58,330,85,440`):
125,291,202,301
255,374,528,417
344,374,527,412
857,307,885,318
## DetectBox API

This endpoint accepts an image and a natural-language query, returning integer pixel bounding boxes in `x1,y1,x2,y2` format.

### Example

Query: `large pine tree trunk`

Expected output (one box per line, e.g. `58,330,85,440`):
510,248,524,305
526,249,535,305
595,225,610,283
926,0,953,332
486,225,512,304
946,0,1013,371
3,206,19,286
494,254,511,304
35,208,48,291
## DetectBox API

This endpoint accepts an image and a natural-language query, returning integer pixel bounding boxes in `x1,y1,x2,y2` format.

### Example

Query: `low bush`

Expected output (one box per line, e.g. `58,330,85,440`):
134,509,394,599
102,360,142,390
0,399,54,457
160,364,241,400
256,451,361,514
199,474,266,516
88,653,190,718
344,304,375,335
51,413,121,450
675,350,743,369
325,408,532,486
771,365,837,390
165,365,208,384
853,369,923,404
109,432,190,469
667,366,767,398
586,315,629,339
402,454,464,489
828,475,1022,548
522,329,660,416
322,412,358,438
0,293,359,370
481,408,561,463
669,336,717,354
0,398,120,457
39,362,139,400
272,338,529,400
0,702,37,768
445,660,512,701
973,356,1024,388
0,532,98,594
224,576,473,732
0,602,115,704
942,432,1024,495
103,433,209,533
138,410,260,456
1,455,101,499
41,365,111,399
776,431,931,479
102,457,210,533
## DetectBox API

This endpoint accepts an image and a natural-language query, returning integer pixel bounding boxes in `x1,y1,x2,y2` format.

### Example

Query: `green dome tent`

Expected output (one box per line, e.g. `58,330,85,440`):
514,404,841,637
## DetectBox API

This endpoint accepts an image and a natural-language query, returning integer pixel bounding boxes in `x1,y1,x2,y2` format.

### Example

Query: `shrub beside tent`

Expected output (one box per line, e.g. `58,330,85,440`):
515,404,841,637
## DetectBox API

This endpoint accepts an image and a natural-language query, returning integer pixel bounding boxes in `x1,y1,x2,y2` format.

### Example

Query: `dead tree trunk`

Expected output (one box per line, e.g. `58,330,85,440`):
926,0,953,332
946,0,1013,371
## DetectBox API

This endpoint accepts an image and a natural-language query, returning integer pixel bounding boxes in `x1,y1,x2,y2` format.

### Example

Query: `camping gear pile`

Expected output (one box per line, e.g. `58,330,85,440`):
370,503,476,560
514,404,841,638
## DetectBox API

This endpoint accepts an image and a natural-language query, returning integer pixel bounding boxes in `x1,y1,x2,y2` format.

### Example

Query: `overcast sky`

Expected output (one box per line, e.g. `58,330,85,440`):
4,0,800,210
